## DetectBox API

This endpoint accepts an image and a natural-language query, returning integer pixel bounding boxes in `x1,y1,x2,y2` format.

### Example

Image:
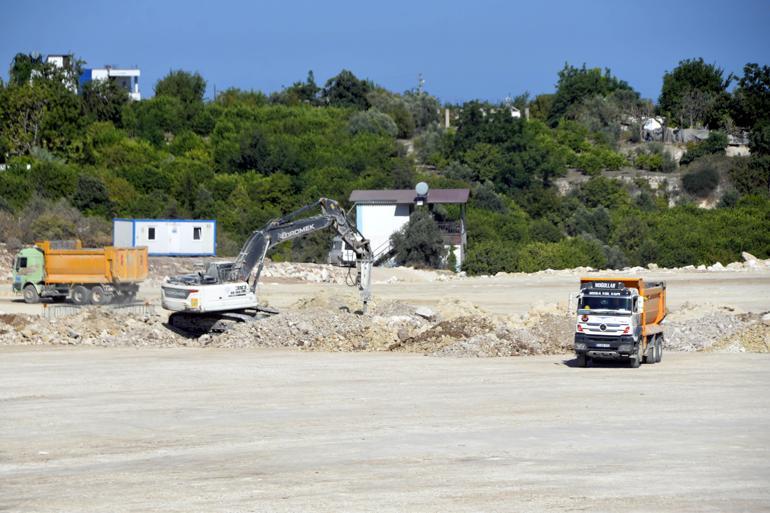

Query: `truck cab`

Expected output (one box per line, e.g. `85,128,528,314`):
12,247,45,300
573,278,665,368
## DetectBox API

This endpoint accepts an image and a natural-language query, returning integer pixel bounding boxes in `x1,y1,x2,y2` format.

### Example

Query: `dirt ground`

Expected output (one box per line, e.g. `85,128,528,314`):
1,262,768,511
1,348,768,513
2,265,770,317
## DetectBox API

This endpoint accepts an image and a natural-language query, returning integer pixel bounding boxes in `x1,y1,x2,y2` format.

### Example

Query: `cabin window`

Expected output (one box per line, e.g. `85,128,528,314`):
16,257,27,271
193,226,202,240
148,227,156,240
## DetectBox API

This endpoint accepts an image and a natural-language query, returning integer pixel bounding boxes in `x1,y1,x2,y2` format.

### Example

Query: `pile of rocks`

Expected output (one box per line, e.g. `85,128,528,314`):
0,308,182,347
261,261,352,284
664,303,769,352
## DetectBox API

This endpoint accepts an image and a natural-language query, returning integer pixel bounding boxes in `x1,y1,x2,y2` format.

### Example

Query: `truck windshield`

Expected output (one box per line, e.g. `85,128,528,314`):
579,296,631,311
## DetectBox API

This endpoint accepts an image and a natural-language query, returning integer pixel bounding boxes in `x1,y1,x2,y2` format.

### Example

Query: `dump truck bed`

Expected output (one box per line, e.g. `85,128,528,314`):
37,241,148,284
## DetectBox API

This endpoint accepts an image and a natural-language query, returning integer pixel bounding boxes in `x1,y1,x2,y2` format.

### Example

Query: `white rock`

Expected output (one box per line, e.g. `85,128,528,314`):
415,307,436,320
697,265,707,271
647,263,659,270
742,251,758,262
709,262,725,271
726,262,743,270
762,313,770,326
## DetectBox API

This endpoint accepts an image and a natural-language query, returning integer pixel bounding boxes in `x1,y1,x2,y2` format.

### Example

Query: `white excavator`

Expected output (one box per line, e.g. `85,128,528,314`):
161,198,372,335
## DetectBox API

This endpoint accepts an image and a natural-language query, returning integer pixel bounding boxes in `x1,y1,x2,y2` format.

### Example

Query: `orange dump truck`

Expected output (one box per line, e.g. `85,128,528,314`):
573,277,667,368
12,240,148,305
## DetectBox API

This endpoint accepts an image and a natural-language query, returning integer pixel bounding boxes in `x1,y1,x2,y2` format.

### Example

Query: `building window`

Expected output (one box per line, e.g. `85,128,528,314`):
193,226,201,240
148,227,155,240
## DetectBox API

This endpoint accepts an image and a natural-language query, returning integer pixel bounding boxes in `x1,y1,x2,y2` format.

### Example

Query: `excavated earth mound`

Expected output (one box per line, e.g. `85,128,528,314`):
0,295,766,355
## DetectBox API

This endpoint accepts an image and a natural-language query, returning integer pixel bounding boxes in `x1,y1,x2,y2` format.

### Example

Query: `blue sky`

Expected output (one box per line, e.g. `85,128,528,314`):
1,0,769,103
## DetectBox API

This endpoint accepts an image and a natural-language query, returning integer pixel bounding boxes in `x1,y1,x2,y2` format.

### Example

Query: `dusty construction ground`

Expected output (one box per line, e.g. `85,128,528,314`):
1,349,769,512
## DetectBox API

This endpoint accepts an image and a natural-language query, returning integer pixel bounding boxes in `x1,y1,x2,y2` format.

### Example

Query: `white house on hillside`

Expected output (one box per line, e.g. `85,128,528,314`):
348,187,469,270
80,66,141,100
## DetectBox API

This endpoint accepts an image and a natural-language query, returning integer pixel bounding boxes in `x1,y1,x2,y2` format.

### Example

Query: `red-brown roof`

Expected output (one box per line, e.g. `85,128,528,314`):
349,189,469,204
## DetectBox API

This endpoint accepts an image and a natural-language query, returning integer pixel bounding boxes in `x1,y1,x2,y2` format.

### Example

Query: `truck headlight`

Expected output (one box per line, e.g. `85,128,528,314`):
575,342,586,350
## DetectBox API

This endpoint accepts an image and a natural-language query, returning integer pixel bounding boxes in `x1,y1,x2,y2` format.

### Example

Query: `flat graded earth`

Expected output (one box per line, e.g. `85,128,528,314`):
1,348,768,512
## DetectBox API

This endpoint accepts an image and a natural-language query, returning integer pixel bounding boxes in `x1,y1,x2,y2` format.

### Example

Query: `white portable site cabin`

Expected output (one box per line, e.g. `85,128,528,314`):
113,219,216,256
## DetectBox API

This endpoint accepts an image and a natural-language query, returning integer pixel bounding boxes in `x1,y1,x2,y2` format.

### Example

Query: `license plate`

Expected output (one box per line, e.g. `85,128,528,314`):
596,343,610,348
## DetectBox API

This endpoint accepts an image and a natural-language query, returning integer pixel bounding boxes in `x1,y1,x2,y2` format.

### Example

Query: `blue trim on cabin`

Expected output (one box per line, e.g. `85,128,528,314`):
114,218,217,224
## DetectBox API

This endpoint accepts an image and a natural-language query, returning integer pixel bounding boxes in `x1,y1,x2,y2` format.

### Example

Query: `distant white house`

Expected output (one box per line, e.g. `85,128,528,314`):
80,66,141,100
113,219,216,256
348,187,469,270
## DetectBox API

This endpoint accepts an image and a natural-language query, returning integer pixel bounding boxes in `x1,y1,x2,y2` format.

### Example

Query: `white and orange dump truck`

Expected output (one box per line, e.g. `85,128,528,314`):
573,277,666,368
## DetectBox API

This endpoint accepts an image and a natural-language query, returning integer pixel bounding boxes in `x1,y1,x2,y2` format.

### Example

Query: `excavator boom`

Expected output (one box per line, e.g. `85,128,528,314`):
161,198,373,335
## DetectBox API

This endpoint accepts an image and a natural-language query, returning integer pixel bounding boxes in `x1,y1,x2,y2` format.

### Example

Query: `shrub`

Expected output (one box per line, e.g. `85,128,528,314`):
347,109,398,138
471,182,508,213
514,237,606,272
682,164,720,197
576,151,603,175
680,131,729,165
462,241,519,275
728,155,770,195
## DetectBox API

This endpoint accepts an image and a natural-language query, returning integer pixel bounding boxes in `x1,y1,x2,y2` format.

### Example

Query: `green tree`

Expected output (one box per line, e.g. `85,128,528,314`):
322,70,371,110
81,79,129,125
749,121,770,156
347,109,398,137
658,58,732,128
72,174,112,216
390,209,446,268
549,64,635,126
154,70,207,132
731,63,770,129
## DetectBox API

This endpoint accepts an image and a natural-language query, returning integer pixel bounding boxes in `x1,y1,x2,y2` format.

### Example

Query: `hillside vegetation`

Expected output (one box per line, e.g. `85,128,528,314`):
1,55,769,272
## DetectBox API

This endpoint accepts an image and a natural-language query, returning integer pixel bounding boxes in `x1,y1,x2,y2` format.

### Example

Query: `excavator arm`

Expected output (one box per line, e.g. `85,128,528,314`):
228,198,373,309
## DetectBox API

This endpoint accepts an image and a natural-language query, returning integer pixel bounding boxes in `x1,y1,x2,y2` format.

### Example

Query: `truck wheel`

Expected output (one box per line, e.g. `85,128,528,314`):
656,336,663,363
629,343,642,368
23,284,40,304
576,354,589,367
89,286,111,305
645,336,657,364
71,286,89,305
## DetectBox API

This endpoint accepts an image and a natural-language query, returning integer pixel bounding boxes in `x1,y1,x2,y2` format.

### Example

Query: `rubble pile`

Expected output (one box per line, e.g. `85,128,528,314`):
261,261,353,284
147,257,354,284
0,292,767,355
665,303,769,352
0,308,181,347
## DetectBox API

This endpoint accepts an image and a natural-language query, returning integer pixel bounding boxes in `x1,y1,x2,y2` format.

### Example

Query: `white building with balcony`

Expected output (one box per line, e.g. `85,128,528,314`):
80,66,141,100
348,187,469,270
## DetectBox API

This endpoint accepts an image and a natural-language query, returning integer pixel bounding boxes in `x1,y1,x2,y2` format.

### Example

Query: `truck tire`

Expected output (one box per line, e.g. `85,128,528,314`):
89,286,111,305
576,354,589,367
71,285,89,305
23,284,40,304
644,336,655,364
656,336,663,363
629,343,642,368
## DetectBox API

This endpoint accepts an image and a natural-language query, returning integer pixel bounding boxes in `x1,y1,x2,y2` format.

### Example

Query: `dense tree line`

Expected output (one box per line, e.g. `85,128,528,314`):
0,52,768,272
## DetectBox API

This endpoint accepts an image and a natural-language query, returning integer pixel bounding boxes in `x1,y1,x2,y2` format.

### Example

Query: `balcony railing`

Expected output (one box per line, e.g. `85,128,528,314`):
437,221,463,234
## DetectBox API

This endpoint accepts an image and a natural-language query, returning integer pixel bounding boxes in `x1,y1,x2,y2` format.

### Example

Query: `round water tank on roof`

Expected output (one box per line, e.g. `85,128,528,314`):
415,182,429,197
